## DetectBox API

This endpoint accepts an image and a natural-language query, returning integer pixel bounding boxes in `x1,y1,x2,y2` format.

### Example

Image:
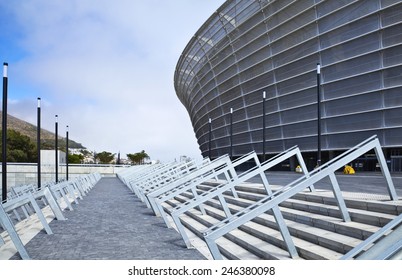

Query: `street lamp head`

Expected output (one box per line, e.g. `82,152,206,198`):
263,91,266,99
37,97,41,108
55,115,58,122
209,118,211,123
66,125,69,132
317,63,321,74
230,107,233,114
3,63,8,78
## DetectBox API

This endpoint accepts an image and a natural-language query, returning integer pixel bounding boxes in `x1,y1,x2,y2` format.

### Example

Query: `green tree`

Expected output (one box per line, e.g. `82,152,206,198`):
0,129,37,162
68,153,84,164
127,150,150,165
95,151,115,164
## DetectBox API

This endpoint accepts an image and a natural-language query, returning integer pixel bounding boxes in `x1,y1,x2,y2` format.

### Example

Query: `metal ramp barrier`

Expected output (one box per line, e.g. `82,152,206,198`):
167,146,311,252
136,159,208,206
128,160,203,206
146,154,233,219
148,152,254,227
0,173,101,260
200,135,398,259
340,213,402,260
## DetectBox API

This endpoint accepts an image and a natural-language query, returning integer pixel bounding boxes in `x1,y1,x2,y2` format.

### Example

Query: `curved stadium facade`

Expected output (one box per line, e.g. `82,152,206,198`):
174,0,402,171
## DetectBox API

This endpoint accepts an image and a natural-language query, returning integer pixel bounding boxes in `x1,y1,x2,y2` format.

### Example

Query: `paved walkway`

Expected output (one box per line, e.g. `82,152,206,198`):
10,177,205,260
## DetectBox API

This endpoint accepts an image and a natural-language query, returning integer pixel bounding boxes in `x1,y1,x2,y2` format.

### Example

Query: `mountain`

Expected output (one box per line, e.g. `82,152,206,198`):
0,112,85,149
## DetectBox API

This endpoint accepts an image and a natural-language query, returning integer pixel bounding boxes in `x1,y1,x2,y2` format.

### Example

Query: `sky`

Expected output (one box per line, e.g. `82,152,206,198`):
0,0,226,163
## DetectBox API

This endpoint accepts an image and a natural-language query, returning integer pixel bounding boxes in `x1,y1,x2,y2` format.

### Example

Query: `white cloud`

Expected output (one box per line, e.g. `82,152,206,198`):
3,0,225,162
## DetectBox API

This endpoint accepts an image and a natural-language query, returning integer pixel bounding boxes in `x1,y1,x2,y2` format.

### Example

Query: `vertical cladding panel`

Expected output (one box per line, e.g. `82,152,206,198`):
382,0,402,7
268,8,316,42
384,65,402,88
271,23,318,55
383,45,402,67
235,30,269,61
241,71,274,94
317,0,380,33
216,64,238,84
240,59,273,83
284,136,318,151
323,72,381,100
384,107,402,126
278,88,316,110
326,111,383,133
275,54,319,82
327,131,382,150
280,104,317,124
323,52,381,83
384,127,402,146
381,3,402,26
325,92,382,117
238,45,271,71
321,33,381,66
319,14,380,49
276,72,316,95
267,0,315,29
384,88,402,107
282,120,317,138
382,23,402,47
273,38,319,68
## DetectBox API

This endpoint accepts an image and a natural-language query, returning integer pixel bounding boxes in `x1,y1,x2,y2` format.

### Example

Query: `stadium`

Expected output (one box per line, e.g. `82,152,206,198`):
174,0,402,171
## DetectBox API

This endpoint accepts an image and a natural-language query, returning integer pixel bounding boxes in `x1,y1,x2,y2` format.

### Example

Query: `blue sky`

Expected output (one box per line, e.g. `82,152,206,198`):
0,0,226,162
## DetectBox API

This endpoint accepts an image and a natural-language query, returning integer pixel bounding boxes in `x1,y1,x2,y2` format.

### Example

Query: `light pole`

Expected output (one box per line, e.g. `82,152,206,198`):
37,98,41,189
230,107,233,160
208,118,212,159
66,125,69,181
55,115,58,183
317,63,322,167
262,91,266,162
2,62,8,202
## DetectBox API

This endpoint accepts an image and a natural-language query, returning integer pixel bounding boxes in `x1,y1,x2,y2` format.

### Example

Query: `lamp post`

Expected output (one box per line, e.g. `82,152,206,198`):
37,98,41,189
208,118,212,159
2,63,8,202
66,125,69,181
230,107,233,160
55,115,58,183
262,91,266,162
317,63,322,167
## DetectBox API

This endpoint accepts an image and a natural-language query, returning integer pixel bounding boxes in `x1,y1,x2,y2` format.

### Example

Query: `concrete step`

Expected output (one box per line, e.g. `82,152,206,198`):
166,193,343,259
231,182,402,215
154,181,401,260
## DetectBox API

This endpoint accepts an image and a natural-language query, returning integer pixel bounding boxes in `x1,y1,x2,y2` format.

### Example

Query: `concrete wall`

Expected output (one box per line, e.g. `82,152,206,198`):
0,163,130,190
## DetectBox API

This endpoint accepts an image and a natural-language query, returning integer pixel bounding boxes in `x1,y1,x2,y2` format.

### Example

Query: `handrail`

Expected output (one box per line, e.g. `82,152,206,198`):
340,213,402,260
201,135,398,259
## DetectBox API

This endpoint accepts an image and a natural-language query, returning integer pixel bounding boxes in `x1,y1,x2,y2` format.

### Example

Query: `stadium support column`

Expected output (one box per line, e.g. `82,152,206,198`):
2,63,8,202
37,98,41,189
317,63,322,167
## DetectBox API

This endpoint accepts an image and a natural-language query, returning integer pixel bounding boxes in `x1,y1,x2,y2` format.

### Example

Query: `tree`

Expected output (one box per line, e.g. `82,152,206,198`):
0,129,37,162
127,150,150,165
68,153,84,164
95,151,115,164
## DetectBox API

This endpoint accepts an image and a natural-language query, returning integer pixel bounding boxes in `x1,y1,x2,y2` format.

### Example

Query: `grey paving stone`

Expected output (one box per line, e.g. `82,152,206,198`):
10,177,205,260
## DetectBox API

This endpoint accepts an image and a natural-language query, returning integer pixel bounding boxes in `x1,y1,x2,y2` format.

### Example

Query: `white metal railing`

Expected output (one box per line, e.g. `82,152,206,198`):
201,135,398,259
1,172,101,260
169,146,310,254
340,213,402,260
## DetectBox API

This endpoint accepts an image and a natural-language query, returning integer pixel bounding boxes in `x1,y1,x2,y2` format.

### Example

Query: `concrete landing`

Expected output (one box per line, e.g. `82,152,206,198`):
9,177,205,260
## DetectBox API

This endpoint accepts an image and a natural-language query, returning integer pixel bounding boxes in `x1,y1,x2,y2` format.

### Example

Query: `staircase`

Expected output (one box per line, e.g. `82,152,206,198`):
158,180,402,260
